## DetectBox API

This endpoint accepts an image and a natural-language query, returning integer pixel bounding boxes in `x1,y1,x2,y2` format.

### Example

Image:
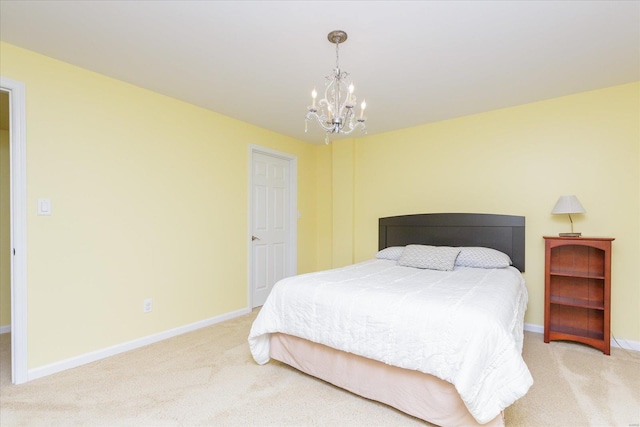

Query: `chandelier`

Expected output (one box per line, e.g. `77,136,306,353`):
305,30,367,144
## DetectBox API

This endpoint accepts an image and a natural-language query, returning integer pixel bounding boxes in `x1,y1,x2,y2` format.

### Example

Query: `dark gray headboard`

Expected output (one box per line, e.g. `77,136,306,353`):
379,213,525,272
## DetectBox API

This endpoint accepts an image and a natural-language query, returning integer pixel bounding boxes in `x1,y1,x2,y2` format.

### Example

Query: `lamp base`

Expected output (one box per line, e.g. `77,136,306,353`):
559,232,582,237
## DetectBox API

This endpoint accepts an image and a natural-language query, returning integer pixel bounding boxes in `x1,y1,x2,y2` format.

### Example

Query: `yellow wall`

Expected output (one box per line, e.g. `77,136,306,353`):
0,129,9,327
0,42,319,368
331,139,356,267
1,39,638,374
328,82,639,342
314,144,333,271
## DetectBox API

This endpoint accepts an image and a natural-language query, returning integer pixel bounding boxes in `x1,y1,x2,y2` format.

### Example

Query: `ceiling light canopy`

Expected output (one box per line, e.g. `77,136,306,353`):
305,30,367,144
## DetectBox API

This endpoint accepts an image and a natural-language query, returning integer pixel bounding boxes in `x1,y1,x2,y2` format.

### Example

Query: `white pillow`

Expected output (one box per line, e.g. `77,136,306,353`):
397,245,461,271
375,246,405,261
456,247,512,269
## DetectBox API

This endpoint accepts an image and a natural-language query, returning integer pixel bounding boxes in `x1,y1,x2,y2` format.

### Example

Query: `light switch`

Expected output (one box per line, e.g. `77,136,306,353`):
37,198,51,216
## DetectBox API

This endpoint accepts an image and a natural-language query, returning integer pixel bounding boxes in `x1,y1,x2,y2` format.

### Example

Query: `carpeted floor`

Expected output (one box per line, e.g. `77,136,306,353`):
0,309,638,426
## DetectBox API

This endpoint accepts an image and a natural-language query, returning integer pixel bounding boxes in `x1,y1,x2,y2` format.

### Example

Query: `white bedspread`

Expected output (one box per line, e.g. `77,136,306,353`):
248,259,533,424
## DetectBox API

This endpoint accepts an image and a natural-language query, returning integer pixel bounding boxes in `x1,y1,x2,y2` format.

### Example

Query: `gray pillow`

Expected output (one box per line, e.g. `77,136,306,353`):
397,245,461,271
456,247,512,269
375,246,405,261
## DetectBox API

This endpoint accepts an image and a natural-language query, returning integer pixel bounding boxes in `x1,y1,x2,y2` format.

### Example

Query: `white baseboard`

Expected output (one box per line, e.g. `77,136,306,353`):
609,334,640,352
0,325,10,335
524,322,640,352
28,307,252,381
21,313,640,382
524,323,544,334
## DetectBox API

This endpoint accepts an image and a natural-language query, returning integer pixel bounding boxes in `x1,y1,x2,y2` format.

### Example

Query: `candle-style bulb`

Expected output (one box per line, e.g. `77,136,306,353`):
360,99,366,118
347,83,355,105
311,88,317,108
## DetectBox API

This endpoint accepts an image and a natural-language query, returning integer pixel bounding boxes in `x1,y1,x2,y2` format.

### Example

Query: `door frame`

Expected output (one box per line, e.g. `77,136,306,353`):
1,76,28,384
247,145,297,308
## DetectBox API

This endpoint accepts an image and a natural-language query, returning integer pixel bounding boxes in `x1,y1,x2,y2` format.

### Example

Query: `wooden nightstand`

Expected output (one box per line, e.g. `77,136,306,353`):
543,236,614,355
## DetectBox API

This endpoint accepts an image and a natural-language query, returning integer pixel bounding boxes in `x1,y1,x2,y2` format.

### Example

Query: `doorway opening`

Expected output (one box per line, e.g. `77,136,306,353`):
1,77,28,384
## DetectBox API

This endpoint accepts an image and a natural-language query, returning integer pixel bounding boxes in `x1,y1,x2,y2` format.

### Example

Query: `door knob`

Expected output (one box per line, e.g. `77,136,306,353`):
252,235,260,241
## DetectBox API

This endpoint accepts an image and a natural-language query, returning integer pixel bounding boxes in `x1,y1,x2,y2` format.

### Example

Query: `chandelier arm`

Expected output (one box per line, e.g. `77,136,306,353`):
322,77,336,120
306,111,336,133
336,75,353,113
307,109,366,136
317,97,334,129
338,120,364,136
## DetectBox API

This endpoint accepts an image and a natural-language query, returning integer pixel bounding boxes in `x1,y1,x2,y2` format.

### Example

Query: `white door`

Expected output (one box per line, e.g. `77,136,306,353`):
250,149,296,307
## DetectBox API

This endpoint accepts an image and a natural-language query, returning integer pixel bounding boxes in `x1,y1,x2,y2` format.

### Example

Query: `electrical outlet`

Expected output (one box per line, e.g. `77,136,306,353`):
143,298,152,313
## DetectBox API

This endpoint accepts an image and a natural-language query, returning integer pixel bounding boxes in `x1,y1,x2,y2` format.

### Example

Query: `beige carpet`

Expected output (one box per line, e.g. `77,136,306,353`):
1,310,638,426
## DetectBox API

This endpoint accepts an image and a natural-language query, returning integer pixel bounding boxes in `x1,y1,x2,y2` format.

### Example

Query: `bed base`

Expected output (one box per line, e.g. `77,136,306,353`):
270,333,504,427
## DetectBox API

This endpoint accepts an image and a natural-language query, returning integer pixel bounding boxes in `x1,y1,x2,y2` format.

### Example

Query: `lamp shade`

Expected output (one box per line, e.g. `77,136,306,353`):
551,195,586,214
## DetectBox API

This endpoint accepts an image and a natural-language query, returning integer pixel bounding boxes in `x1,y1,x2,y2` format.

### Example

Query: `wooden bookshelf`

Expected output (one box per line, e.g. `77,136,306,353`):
543,236,614,355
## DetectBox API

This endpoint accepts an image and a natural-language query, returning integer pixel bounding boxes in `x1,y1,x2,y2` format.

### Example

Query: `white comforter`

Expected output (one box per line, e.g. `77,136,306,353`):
248,259,533,424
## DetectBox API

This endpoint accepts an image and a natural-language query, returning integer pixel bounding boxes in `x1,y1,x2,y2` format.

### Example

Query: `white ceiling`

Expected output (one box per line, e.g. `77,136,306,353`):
1,1,638,144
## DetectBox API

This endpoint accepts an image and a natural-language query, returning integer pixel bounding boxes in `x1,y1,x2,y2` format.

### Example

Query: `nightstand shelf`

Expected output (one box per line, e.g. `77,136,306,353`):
548,324,604,342
543,236,614,355
549,271,605,279
549,295,604,310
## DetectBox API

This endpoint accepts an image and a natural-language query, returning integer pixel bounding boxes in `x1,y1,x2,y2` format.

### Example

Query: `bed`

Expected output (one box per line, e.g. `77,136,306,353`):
249,213,532,426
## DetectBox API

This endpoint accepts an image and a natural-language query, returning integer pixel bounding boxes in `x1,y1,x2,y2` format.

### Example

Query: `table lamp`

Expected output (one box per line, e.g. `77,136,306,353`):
551,195,585,237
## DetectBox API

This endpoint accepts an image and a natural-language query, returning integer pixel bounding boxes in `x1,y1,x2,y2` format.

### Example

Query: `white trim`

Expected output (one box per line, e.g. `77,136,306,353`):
0,77,28,384
523,323,544,334
247,145,298,308
610,334,640,352
0,325,11,334
24,314,638,381
524,323,640,352
28,307,251,381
